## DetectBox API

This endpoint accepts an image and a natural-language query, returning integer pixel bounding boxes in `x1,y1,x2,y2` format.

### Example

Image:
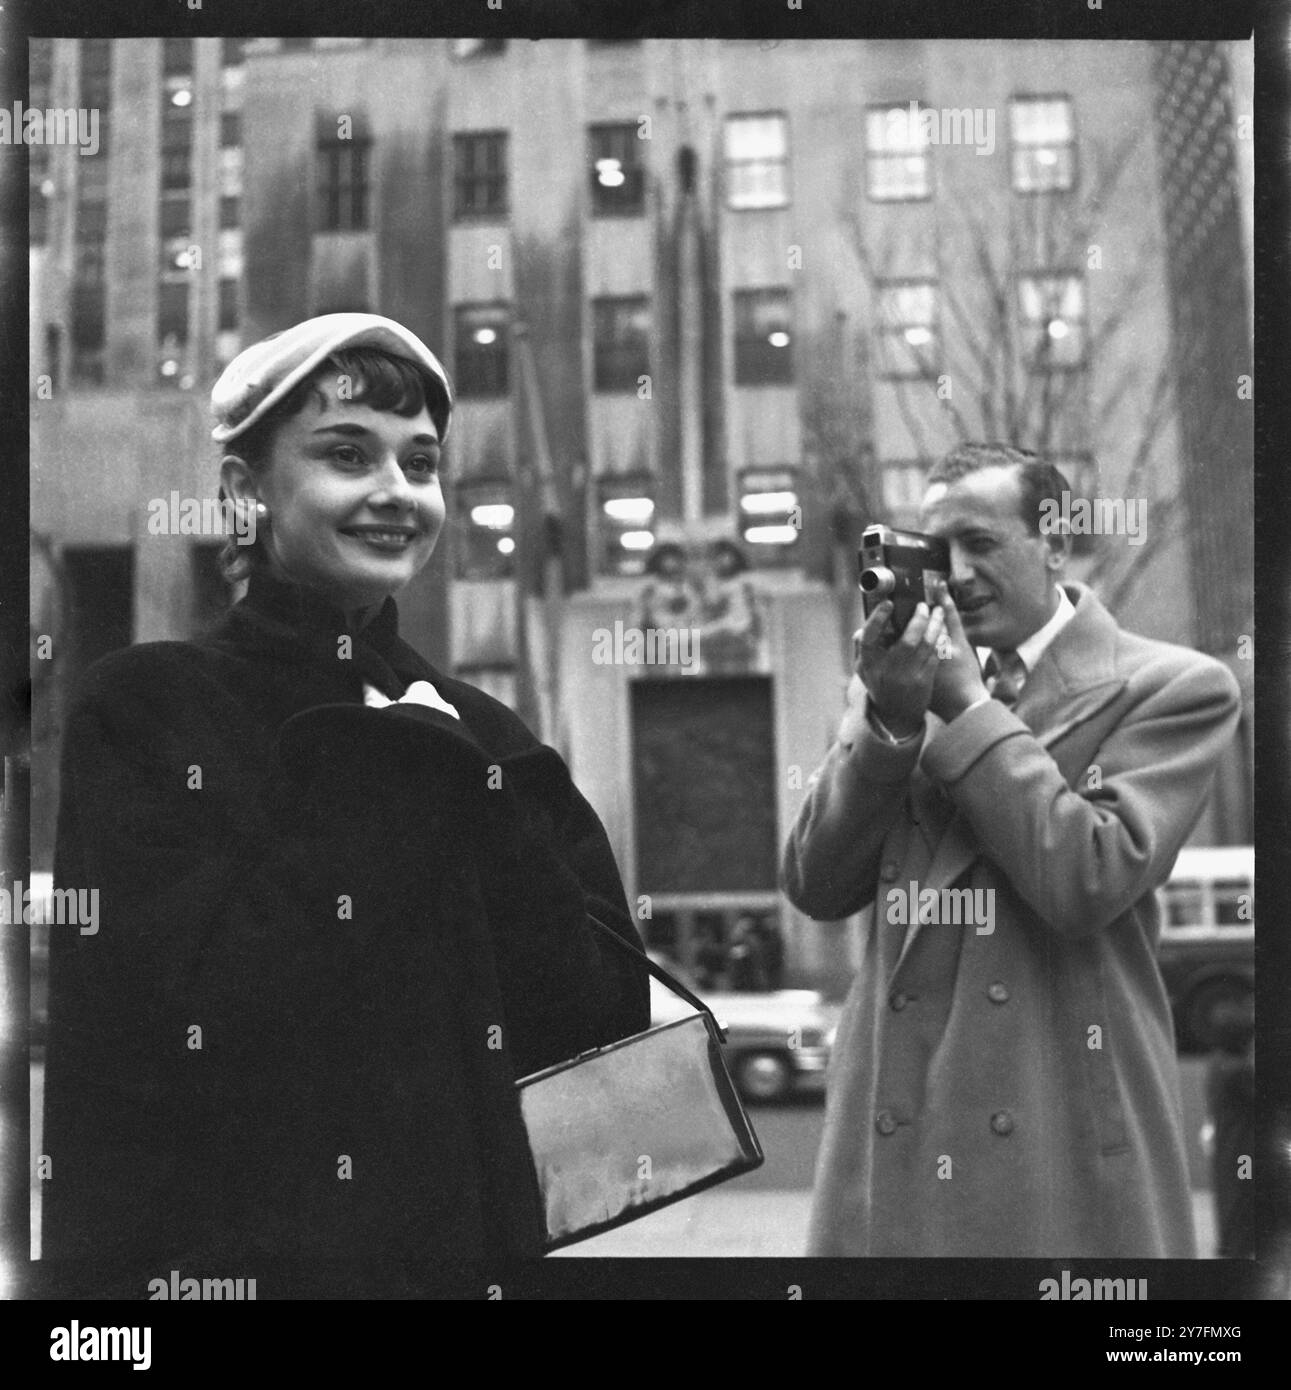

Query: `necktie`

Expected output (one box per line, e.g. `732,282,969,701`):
985,649,1026,708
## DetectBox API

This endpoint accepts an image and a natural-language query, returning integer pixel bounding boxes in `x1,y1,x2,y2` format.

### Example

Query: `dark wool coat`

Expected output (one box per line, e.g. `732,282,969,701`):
782,584,1241,1258
42,571,650,1279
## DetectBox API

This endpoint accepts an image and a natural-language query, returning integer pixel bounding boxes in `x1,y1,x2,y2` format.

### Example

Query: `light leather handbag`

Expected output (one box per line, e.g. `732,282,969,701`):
516,916,764,1251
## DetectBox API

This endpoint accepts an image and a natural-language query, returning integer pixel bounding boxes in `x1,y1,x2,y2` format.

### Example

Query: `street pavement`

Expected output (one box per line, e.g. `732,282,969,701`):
29,1059,1221,1261
553,1090,1219,1257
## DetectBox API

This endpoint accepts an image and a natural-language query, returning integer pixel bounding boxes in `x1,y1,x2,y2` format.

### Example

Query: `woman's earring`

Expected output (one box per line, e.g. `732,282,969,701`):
254,501,270,524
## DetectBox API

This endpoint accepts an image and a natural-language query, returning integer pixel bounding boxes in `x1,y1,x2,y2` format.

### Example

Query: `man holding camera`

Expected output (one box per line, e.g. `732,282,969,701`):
782,443,1241,1257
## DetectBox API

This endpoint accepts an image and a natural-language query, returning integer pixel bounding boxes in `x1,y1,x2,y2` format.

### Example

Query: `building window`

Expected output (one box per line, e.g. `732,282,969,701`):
454,303,510,397
453,131,508,220
880,460,929,520
738,467,800,551
589,124,646,217
876,280,938,378
220,112,242,148
597,473,657,576
160,195,191,238
593,296,650,392
452,39,507,59
221,37,247,67
733,289,793,386
280,39,313,53
724,113,789,210
163,37,195,76
80,38,113,110
158,282,189,344
317,135,371,232
455,478,516,579
1018,273,1086,369
218,278,240,333
219,195,241,230
1010,97,1076,193
865,104,931,201
161,110,193,191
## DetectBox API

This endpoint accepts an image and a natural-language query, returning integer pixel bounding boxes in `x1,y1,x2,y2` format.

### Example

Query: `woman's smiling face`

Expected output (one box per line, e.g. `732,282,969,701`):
222,372,446,622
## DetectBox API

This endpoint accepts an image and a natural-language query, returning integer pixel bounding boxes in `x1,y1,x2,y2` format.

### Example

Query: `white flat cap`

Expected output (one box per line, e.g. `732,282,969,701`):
210,312,453,445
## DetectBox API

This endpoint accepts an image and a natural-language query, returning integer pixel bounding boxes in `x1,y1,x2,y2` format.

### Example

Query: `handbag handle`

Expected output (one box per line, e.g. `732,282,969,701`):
586,913,728,1044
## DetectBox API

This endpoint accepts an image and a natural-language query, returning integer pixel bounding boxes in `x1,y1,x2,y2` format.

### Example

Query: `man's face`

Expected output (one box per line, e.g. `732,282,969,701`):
918,464,1063,652
242,375,445,618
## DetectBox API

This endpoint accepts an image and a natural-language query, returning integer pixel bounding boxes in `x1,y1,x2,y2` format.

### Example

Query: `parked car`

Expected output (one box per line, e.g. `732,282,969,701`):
648,952,837,1103
1156,845,1253,1054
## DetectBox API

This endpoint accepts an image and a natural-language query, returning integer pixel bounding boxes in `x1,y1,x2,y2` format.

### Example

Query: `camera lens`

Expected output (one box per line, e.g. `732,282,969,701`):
859,566,895,597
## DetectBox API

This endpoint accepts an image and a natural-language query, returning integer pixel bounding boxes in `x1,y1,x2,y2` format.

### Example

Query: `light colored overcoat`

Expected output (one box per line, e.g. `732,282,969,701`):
782,583,1241,1257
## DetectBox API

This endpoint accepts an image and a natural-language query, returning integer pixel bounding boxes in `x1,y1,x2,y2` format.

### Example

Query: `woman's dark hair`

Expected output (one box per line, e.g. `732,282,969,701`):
217,345,450,584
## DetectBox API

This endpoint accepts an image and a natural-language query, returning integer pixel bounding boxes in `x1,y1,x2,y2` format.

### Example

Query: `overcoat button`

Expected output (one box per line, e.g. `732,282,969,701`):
889,991,908,1012
987,982,1009,1004
990,1110,1014,1136
875,1110,898,1136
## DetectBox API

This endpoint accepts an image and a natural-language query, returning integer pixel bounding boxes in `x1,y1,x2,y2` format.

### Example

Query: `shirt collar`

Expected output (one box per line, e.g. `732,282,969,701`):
976,584,1076,676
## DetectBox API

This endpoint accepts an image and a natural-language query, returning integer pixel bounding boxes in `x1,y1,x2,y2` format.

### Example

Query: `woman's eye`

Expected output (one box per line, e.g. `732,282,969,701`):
331,444,365,467
405,454,441,477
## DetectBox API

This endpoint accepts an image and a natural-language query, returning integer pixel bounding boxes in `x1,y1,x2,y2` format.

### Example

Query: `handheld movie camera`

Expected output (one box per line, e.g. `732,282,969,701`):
858,525,952,636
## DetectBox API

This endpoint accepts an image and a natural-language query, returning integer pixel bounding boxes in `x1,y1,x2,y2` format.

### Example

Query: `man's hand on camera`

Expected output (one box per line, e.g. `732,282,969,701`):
853,597,945,739
927,580,991,723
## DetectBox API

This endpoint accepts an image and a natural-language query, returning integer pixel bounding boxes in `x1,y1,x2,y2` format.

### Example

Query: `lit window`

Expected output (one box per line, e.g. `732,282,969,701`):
597,474,657,575
865,104,931,202
316,134,371,232
454,303,510,397
593,297,650,393
733,289,793,386
455,478,516,580
876,281,938,379
1010,97,1075,193
453,131,508,220
739,467,800,549
452,39,507,60
1018,273,1086,369
589,124,646,217
724,114,789,210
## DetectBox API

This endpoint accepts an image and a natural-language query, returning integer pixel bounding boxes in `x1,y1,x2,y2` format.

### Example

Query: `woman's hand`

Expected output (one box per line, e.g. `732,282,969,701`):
855,597,946,738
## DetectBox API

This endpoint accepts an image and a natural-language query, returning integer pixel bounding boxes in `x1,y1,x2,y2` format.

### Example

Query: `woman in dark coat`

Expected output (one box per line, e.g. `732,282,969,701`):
41,314,650,1284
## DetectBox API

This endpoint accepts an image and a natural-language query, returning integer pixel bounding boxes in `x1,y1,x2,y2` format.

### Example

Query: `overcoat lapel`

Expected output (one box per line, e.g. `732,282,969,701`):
889,585,1126,976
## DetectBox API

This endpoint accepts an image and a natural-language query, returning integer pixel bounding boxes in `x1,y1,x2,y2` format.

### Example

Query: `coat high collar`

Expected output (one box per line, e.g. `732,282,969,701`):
214,569,433,700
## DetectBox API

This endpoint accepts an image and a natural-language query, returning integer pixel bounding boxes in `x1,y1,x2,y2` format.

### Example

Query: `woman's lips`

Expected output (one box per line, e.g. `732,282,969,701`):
342,527,418,551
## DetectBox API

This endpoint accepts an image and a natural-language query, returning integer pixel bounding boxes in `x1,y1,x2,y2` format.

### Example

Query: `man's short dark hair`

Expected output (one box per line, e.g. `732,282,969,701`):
926,442,1074,537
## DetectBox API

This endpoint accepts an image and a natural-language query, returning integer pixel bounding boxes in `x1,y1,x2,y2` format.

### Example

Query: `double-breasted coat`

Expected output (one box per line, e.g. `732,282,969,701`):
782,583,1241,1257
42,571,649,1281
